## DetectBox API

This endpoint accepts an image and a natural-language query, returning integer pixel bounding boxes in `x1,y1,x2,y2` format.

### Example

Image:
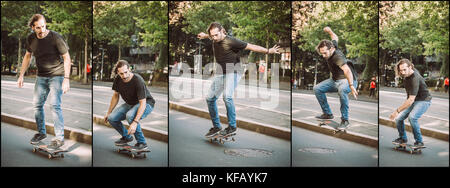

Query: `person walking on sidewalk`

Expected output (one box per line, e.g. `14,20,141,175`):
369,77,376,98
104,60,156,150
389,59,432,147
313,27,358,129
17,14,71,149
197,22,280,138
444,77,449,93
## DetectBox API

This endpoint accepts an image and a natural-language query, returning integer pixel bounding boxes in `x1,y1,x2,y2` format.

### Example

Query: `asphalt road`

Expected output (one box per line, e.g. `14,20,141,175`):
93,123,168,167
292,126,378,167
379,125,449,167
1,122,92,167
169,110,290,167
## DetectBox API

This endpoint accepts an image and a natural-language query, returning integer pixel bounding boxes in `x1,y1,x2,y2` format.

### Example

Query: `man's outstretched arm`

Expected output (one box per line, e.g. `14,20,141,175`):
324,27,338,42
245,43,280,54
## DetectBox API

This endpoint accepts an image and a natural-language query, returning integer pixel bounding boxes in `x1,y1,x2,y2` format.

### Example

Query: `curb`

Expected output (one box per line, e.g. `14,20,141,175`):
93,114,168,143
292,118,378,148
379,117,449,142
1,113,92,145
169,102,291,140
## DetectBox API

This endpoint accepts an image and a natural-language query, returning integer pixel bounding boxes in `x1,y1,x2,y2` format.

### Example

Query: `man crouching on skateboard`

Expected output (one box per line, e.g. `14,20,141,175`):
18,14,71,149
389,59,431,147
197,22,280,138
313,27,358,129
104,60,155,150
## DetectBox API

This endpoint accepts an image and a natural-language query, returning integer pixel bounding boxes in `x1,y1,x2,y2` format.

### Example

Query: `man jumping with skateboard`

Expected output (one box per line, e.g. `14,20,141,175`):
313,27,358,129
18,14,71,149
389,59,431,147
197,22,280,138
104,60,155,150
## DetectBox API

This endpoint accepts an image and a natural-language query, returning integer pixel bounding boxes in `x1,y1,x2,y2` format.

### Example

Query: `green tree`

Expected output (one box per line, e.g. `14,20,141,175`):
1,1,41,75
296,1,378,82
43,1,92,83
94,1,138,61
134,1,168,70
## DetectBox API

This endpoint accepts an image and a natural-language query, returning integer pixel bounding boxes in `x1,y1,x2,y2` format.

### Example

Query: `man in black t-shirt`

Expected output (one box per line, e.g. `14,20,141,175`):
389,59,431,147
197,22,280,138
313,27,358,129
104,60,155,150
17,14,71,149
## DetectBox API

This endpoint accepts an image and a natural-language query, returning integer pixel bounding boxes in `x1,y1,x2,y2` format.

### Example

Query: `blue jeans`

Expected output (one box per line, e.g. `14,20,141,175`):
33,76,64,141
206,72,242,128
313,78,358,120
395,100,431,143
107,103,153,144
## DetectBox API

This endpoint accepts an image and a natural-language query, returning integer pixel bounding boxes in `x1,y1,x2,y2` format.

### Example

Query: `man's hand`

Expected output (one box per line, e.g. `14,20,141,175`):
389,110,399,121
17,76,24,88
350,85,358,100
104,113,110,124
128,121,138,135
323,26,332,33
197,32,208,39
62,78,70,94
269,44,280,54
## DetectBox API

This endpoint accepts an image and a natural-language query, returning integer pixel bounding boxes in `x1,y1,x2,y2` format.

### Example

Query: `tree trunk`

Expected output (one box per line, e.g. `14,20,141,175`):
118,44,121,61
78,50,82,79
83,36,88,84
17,38,22,76
264,36,269,83
440,53,449,77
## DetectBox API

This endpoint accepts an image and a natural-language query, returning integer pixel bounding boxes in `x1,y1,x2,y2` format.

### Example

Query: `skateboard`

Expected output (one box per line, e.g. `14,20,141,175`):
207,133,236,144
317,119,347,134
31,142,67,159
392,142,426,154
115,144,150,159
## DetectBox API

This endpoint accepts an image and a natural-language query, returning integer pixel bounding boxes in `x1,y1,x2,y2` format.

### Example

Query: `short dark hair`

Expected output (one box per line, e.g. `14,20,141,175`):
28,14,46,28
207,22,227,35
315,40,335,54
114,60,130,74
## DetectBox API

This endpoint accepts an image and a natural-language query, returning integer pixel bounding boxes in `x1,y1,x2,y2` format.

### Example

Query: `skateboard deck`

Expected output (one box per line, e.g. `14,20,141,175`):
115,144,150,158
392,142,426,154
317,119,347,134
207,133,236,144
31,142,68,159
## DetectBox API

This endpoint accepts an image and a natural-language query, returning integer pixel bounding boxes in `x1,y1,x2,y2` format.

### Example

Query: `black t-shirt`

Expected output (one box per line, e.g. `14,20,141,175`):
404,70,432,101
25,30,69,77
112,73,155,107
213,36,247,74
327,40,347,80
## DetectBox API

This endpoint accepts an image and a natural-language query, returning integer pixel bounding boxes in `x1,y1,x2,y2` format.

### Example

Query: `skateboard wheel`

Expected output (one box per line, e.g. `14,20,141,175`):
61,154,65,158
33,148,37,153
232,137,235,141
48,154,52,159
143,154,147,158
131,153,135,159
